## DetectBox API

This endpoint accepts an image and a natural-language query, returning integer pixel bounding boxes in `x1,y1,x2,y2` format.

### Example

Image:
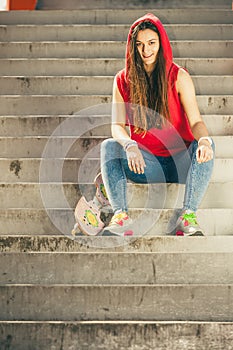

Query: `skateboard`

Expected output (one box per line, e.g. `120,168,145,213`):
71,173,111,236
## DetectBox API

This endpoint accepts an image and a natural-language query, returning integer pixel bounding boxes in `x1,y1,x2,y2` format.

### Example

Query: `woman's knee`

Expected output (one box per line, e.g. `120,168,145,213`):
101,138,122,154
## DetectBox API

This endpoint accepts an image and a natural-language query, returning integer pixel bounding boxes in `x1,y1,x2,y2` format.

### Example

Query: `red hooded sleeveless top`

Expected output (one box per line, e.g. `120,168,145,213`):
116,13,194,157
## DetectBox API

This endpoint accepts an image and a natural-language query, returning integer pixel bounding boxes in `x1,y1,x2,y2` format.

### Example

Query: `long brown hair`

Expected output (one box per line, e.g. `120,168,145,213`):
128,21,171,134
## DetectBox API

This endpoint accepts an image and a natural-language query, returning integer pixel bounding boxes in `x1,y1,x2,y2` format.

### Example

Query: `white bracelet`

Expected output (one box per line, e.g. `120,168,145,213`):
123,140,138,151
198,136,213,146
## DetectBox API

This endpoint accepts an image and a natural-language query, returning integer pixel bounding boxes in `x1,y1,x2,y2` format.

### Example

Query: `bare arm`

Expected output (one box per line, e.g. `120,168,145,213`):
111,76,131,145
176,68,214,163
111,75,146,173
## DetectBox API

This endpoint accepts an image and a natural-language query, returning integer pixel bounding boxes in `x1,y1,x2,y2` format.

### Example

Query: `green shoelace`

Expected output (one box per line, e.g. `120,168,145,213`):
182,212,198,225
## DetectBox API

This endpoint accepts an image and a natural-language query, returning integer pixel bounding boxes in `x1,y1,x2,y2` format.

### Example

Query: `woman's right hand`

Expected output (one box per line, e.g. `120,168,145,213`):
126,145,146,174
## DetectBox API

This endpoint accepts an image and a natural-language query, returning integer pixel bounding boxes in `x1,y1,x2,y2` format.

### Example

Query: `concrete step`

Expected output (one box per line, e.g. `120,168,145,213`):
0,136,107,158
1,235,233,252
0,321,232,350
0,115,112,137
1,284,233,321
1,9,232,25
2,251,233,285
0,58,232,76
0,115,232,137
0,41,232,59
0,183,232,209
0,136,232,158
1,76,232,95
1,158,232,183
37,0,231,10
0,95,111,115
1,24,232,41
0,208,233,236
0,95,231,115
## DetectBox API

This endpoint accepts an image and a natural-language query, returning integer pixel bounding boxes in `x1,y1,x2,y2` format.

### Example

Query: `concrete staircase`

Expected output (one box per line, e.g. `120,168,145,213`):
0,1,233,348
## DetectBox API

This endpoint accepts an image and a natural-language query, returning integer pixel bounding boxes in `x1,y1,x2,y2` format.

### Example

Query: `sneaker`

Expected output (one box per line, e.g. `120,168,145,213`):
101,211,134,237
176,210,204,236
166,208,183,235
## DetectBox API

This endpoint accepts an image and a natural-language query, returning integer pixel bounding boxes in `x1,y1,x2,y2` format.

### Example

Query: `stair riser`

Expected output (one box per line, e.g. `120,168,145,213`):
0,96,231,115
0,136,231,158
1,252,233,284
0,95,111,115
0,322,232,350
0,41,232,59
37,0,231,10
0,115,232,137
1,25,232,41
0,9,232,25
1,158,232,183
0,137,106,158
1,285,233,321
0,183,232,209
0,115,112,137
1,235,233,252
0,208,233,236
0,76,232,95
0,58,232,76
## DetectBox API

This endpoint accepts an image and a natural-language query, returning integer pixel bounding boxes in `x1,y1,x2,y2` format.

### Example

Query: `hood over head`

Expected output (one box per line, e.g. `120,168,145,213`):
125,13,173,77
116,13,194,156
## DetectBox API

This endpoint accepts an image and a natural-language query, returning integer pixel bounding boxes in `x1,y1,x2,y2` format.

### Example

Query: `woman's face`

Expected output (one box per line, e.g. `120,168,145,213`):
136,28,160,72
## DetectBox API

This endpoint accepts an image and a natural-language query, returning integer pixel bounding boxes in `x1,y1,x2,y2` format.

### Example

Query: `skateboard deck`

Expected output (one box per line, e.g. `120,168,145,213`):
72,173,112,236
72,196,105,236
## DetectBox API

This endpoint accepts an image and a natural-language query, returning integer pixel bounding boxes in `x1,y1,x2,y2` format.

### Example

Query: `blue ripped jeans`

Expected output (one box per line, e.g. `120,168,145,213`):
100,138,215,214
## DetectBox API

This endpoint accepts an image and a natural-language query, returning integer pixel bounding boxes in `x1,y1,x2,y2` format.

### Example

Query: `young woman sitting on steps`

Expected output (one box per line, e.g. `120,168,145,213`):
100,13,214,237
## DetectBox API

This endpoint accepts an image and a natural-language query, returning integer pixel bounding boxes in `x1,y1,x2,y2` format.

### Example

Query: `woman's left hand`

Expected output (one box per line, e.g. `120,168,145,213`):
196,144,214,163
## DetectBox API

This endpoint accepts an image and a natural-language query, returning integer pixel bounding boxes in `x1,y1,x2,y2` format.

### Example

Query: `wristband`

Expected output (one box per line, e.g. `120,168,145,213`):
123,140,138,151
198,136,212,146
